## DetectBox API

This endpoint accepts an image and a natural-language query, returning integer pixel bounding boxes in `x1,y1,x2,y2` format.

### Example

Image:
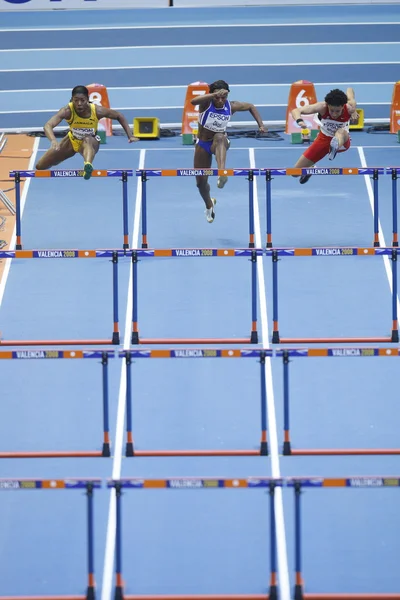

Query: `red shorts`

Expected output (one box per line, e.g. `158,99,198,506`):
303,131,351,163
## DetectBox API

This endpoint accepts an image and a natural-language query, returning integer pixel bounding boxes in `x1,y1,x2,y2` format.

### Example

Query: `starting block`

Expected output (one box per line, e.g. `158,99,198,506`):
291,128,318,144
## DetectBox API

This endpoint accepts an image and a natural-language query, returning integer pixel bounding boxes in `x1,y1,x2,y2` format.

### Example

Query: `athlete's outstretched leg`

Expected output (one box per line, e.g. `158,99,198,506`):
328,129,349,161
194,143,216,222
35,135,76,170
211,133,230,189
79,136,100,180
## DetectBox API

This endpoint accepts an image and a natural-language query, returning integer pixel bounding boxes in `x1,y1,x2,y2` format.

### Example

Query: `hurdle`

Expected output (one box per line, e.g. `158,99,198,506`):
0,349,112,458
107,477,279,600
261,167,385,248
288,476,400,600
268,247,399,344
136,169,260,249
278,347,400,456
0,478,101,600
0,249,122,346
9,170,133,250
120,348,270,457
389,167,399,247
130,248,260,345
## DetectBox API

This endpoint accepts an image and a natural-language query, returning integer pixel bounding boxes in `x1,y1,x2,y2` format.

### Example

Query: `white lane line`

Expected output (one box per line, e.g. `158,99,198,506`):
358,146,400,322
101,149,145,600
1,60,399,73
0,137,40,307
249,147,291,600
1,21,398,32
2,41,400,52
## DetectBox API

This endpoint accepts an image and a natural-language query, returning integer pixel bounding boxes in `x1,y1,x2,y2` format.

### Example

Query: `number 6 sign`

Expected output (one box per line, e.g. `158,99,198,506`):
285,80,318,134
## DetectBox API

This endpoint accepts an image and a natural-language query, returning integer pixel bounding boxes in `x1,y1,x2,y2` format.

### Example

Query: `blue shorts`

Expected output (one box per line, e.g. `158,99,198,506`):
196,137,230,156
196,139,213,155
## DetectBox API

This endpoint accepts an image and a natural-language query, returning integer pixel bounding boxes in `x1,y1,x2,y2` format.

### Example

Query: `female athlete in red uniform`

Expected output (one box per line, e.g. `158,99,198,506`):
291,87,359,184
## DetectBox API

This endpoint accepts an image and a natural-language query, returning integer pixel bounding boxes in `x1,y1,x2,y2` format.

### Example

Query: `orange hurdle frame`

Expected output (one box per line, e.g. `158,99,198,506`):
279,348,400,456
130,249,260,345
0,350,112,458
10,170,133,250
0,249,121,346
120,348,270,457
0,478,101,600
269,247,399,344
108,477,279,600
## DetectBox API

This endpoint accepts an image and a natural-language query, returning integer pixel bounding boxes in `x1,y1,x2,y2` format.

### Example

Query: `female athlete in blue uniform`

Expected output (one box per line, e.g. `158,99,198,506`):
190,80,265,223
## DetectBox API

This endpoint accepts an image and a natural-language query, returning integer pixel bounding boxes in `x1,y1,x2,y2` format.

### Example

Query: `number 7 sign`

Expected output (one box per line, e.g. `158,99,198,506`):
285,80,318,134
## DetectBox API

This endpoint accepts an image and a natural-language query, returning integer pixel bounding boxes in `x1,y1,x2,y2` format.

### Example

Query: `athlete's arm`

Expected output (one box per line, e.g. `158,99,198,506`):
96,105,138,142
230,101,266,131
43,106,71,149
190,89,228,107
291,101,326,126
346,87,359,121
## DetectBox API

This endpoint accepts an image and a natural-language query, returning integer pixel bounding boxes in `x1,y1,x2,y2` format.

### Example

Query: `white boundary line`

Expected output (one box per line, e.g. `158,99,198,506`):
358,147,400,320
0,137,40,308
1,61,399,73
1,41,400,52
100,148,145,600
249,147,291,600
0,82,395,93
0,102,390,116
1,21,399,32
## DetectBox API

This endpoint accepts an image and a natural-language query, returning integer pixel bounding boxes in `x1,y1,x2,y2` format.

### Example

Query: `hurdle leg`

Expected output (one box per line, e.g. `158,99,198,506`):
265,170,272,248
112,252,121,345
271,251,280,343
15,171,22,250
122,171,129,250
282,351,292,455
269,482,278,600
102,352,111,457
259,351,268,455
294,482,304,600
141,172,148,248
392,168,398,247
251,250,259,343
248,170,255,248
131,251,139,344
86,483,96,600
125,352,135,456
391,249,399,342
114,483,124,600
373,169,380,247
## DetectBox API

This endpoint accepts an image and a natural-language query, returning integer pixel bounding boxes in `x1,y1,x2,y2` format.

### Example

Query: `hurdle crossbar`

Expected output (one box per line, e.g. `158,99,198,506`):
0,249,122,346
130,249,260,345
278,348,400,456
268,247,399,344
0,350,113,458
120,348,270,457
9,170,133,250
260,168,385,248
136,169,259,249
108,477,279,600
0,478,101,600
